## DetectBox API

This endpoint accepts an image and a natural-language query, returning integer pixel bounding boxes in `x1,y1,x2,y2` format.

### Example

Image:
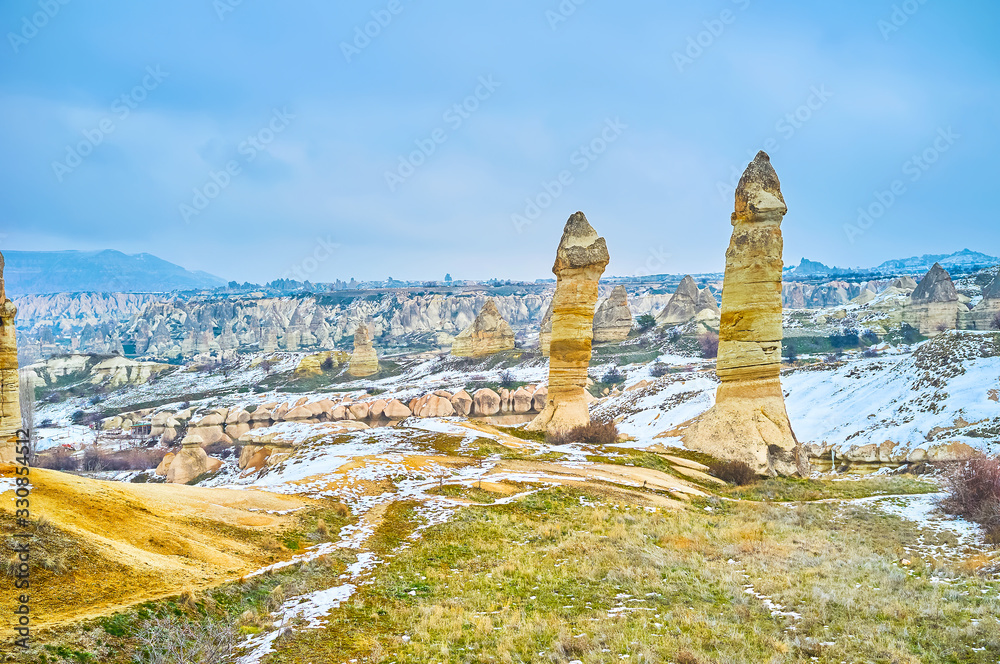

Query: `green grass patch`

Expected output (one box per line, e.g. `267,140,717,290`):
722,475,939,502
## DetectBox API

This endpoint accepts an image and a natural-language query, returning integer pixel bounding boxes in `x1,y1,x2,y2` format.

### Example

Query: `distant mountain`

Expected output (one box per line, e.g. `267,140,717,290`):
3,250,226,295
787,258,852,279
873,249,998,274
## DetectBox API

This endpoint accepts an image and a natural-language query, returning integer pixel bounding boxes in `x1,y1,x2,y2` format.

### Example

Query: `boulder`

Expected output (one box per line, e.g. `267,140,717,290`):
349,402,371,420
383,399,412,419
450,390,473,417
512,387,533,413
165,434,210,484
416,395,454,418
154,452,175,477
369,399,388,419
527,212,609,433
531,386,548,412
473,388,501,417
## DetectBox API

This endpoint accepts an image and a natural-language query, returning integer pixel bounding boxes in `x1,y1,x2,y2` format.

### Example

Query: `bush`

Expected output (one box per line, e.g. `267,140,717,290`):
942,455,1000,541
636,314,656,330
709,460,757,485
37,447,78,471
547,421,619,446
698,331,719,359
498,369,516,389
601,366,625,384
132,614,236,664
320,356,336,372
862,348,879,358
649,362,670,378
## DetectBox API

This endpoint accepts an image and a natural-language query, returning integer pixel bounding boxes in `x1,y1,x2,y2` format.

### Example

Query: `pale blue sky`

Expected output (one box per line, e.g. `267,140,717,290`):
1,0,997,282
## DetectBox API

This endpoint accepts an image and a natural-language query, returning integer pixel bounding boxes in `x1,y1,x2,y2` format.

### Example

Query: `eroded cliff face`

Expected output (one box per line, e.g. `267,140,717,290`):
451,298,516,357
593,286,633,342
528,212,609,434
1,251,21,462
678,152,804,476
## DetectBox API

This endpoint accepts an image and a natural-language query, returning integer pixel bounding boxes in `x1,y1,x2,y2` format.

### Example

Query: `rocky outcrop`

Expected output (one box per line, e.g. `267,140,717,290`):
528,212,609,433
677,152,803,476
539,300,553,357
348,326,379,377
165,433,212,484
450,298,516,357
657,276,720,326
295,350,348,376
0,251,20,463
960,273,1000,330
592,286,633,342
904,263,962,336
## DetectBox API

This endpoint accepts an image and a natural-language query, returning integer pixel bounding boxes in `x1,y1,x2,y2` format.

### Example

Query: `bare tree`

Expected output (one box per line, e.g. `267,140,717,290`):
17,369,37,464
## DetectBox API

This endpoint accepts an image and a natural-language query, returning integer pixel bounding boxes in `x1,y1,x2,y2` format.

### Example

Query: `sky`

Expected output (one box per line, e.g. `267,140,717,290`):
1,0,998,283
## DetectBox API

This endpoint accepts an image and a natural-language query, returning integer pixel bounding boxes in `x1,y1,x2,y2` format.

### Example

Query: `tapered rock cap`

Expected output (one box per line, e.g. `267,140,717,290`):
553,212,610,274
911,263,959,304
734,151,787,219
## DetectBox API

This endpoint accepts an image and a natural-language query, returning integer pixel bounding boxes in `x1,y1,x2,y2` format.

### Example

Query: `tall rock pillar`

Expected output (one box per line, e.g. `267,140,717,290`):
0,251,21,463
527,212,609,433
680,152,804,475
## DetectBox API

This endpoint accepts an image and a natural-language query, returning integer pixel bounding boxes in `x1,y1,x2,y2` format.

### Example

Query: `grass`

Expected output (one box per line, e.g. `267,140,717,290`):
426,483,498,504
720,475,938,502
259,486,1000,663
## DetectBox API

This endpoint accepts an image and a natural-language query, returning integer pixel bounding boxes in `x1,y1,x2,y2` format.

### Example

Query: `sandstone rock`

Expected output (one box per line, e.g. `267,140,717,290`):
166,434,210,484
473,388,501,416
499,388,511,413
284,405,315,421
539,300,553,357
154,452,175,477
657,276,720,326
369,399,388,419
959,272,1000,331
451,390,473,416
383,399,412,419
433,389,453,399
528,212,609,433
451,298,516,357
295,350,349,376
225,422,250,440
348,325,379,377
512,387,533,413
593,286,633,342
531,386,548,412
416,395,454,418
195,413,225,427
891,276,918,291
905,263,961,335
226,408,251,425
349,402,371,420
677,152,804,476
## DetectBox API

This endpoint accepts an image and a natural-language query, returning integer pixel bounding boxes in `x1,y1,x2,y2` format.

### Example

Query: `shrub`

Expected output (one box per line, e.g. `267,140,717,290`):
862,348,879,358
37,447,78,471
649,362,670,378
203,441,235,459
132,615,236,664
941,455,1000,541
783,343,798,363
992,311,1000,331
498,369,516,389
860,330,881,347
601,366,625,384
698,331,719,359
547,421,619,446
636,314,656,330
709,460,757,485
320,356,336,372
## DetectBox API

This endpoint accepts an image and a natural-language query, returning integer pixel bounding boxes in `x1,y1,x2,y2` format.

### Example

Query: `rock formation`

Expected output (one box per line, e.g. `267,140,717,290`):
450,298,516,357
592,286,633,342
0,251,20,463
528,212,609,433
348,325,379,377
960,273,1000,330
165,433,213,484
539,300,553,357
676,152,804,476
904,263,962,335
656,276,720,326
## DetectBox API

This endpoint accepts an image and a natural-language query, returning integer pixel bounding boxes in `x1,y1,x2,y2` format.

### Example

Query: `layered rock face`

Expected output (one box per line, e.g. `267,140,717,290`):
961,273,1000,330
0,252,20,463
679,152,803,476
451,298,516,357
905,263,962,335
348,325,379,377
528,212,609,433
539,300,553,357
656,276,720,325
592,286,633,342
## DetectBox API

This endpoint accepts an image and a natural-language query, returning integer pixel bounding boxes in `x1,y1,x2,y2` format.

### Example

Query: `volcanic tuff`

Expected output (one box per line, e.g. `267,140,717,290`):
0,251,20,462
593,286,633,342
450,298,516,357
528,212,609,434
656,276,720,325
904,263,963,336
348,325,379,377
677,152,804,476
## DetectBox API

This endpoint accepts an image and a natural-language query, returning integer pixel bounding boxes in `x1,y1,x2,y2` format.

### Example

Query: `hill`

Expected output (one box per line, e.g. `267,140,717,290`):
2,250,226,295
